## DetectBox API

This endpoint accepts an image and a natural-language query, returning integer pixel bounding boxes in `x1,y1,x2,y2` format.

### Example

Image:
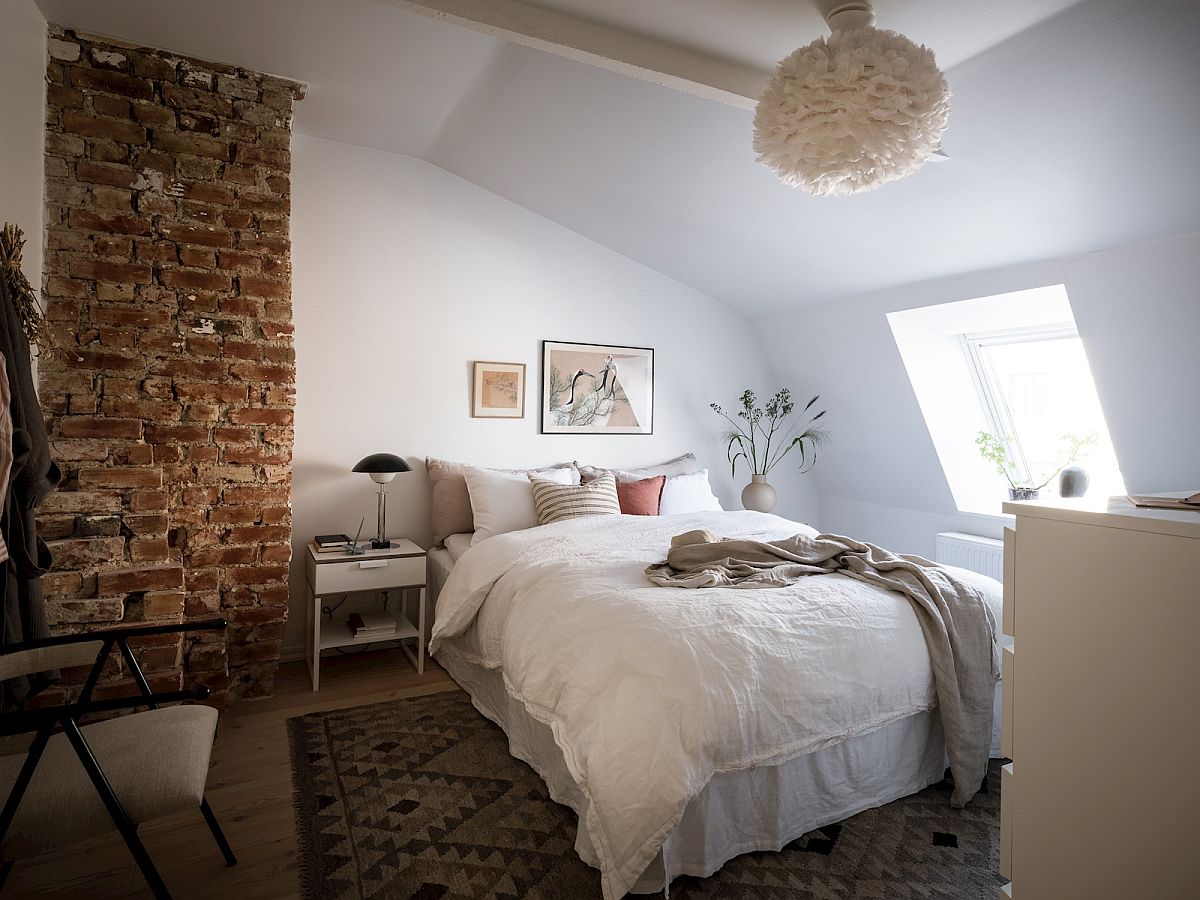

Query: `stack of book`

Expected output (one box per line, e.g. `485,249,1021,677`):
348,611,397,639
315,533,352,553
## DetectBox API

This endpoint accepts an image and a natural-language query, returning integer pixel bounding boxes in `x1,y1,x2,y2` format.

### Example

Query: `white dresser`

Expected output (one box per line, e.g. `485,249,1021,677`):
999,497,1200,899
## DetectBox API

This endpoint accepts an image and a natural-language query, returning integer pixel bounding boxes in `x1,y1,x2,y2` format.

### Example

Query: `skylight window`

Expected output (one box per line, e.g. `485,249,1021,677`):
888,285,1125,516
963,325,1124,500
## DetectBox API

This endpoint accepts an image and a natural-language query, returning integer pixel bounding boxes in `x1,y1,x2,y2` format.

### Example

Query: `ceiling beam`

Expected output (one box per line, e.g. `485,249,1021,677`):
376,0,770,110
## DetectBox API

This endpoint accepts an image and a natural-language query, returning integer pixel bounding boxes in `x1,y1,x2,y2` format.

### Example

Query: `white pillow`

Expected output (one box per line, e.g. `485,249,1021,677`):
465,466,578,544
658,469,723,516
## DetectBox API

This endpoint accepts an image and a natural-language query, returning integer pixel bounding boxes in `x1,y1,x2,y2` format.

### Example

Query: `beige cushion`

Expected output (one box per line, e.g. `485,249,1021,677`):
0,704,219,858
577,452,701,484
426,458,576,546
530,472,621,525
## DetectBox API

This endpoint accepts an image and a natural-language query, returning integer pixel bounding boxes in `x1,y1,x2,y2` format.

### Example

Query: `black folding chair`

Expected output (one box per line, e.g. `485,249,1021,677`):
0,618,236,898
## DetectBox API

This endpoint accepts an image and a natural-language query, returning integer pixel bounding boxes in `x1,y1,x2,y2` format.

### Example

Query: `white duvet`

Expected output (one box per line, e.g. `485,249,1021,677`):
430,511,1002,900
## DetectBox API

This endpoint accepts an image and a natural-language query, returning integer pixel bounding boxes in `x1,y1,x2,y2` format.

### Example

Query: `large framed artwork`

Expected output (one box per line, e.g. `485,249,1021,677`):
472,361,526,418
541,340,654,434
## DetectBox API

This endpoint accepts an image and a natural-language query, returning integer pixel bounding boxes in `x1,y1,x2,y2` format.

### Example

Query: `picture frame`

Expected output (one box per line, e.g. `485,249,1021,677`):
541,340,654,435
472,361,526,419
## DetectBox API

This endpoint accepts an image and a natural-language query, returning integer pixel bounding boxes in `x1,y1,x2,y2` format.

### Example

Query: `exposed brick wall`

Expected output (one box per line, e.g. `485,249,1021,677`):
37,27,304,704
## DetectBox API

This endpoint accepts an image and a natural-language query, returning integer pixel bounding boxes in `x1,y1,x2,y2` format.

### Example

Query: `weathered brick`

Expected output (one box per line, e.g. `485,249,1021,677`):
124,514,169,535
175,381,248,404
61,111,146,145
224,564,289,586
46,131,86,157
152,129,231,161
96,564,184,596
226,407,293,427
223,484,289,505
224,445,290,466
44,276,91,299
68,209,151,236
145,423,209,444
70,67,154,100
190,545,258,567
47,598,125,626
46,536,126,569
41,569,86,597
179,246,216,267
68,258,153,284
159,222,233,249
91,94,131,117
129,52,177,81
130,537,171,562
91,305,172,329
260,543,292,564
236,275,287,299
71,350,144,373
59,417,142,439
78,467,163,489
217,250,260,272
223,524,289,544
218,296,261,317
228,362,290,383
159,268,231,291
78,515,123,536
92,234,133,256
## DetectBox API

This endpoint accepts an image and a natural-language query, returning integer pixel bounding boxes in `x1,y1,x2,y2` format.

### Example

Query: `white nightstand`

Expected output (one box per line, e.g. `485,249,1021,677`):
305,538,427,690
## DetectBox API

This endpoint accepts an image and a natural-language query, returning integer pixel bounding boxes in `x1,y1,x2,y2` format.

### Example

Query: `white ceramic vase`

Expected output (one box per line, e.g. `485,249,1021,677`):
741,474,777,513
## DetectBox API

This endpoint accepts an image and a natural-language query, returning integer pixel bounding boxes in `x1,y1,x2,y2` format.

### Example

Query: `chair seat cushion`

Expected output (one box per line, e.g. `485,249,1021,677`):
0,704,219,858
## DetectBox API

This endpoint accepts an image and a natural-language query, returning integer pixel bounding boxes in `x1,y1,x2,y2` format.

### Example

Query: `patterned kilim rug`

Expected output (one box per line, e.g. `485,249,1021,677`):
288,690,1005,899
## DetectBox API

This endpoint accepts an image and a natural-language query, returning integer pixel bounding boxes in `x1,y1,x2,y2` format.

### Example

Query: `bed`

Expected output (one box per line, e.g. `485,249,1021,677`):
427,510,1006,899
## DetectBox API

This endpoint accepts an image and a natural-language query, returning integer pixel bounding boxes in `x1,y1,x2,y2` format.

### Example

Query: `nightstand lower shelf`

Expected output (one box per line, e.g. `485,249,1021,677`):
319,614,419,651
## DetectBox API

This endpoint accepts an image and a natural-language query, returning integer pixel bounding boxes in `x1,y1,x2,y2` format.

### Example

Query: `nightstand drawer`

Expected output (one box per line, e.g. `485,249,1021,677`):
311,555,425,594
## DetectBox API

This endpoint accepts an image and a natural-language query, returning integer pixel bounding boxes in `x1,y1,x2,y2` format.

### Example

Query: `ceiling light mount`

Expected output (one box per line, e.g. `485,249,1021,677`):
824,2,876,32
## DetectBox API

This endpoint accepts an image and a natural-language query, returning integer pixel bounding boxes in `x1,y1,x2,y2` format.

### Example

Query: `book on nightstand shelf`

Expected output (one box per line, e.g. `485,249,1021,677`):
348,611,397,638
315,533,353,552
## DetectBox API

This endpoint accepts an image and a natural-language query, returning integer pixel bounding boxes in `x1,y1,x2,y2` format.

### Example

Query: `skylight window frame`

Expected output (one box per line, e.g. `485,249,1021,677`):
960,322,1078,488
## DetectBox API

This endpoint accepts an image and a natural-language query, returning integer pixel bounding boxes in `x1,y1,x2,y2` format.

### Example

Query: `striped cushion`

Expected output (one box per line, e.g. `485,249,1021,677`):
529,471,621,525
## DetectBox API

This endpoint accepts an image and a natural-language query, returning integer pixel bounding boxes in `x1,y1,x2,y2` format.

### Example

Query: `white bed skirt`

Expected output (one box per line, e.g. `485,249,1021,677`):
428,547,1004,894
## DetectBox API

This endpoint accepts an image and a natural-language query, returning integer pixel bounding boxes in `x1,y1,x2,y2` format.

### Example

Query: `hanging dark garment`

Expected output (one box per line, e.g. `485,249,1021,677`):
0,271,61,709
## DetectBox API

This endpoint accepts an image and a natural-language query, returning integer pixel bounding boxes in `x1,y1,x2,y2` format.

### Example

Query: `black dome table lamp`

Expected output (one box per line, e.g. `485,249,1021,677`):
352,453,411,549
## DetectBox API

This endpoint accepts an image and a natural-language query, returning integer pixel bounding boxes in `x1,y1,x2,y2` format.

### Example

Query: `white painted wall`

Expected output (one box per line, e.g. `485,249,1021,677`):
0,0,46,290
758,231,1200,558
288,134,817,654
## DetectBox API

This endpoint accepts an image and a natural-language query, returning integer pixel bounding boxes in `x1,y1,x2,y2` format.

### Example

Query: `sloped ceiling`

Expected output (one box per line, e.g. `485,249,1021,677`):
33,0,1200,313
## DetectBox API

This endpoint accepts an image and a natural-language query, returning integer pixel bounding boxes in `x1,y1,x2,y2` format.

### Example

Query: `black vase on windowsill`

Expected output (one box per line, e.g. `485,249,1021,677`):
1008,487,1039,501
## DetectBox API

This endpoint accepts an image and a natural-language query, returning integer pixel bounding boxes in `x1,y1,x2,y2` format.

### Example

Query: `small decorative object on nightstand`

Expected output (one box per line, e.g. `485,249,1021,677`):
305,538,427,690
352,452,411,549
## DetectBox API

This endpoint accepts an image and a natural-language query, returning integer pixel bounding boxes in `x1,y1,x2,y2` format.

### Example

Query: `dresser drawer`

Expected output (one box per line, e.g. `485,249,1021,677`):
1002,527,1016,637
1001,645,1015,759
310,554,425,594
1000,763,1014,880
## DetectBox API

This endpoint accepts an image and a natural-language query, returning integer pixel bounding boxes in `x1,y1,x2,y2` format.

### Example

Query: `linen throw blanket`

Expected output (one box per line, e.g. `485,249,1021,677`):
646,529,1000,807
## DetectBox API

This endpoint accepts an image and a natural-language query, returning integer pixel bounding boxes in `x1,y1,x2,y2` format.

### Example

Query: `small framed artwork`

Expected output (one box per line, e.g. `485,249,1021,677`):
472,361,526,419
541,340,654,435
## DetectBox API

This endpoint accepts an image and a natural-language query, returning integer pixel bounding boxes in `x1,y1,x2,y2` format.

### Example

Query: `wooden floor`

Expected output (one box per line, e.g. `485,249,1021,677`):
6,651,459,899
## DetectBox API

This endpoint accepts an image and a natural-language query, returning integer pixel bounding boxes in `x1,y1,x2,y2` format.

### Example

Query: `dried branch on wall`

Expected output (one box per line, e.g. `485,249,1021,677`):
0,223,55,358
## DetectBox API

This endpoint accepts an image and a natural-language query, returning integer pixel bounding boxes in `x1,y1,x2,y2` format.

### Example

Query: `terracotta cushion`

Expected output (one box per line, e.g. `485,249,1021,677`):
616,475,665,516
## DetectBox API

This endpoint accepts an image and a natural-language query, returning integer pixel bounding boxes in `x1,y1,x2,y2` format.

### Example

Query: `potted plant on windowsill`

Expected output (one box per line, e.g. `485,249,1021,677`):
976,431,1096,502
710,389,828,513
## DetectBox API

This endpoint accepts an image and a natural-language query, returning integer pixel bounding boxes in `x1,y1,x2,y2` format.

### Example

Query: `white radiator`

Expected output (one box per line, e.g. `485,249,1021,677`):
935,532,1004,582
